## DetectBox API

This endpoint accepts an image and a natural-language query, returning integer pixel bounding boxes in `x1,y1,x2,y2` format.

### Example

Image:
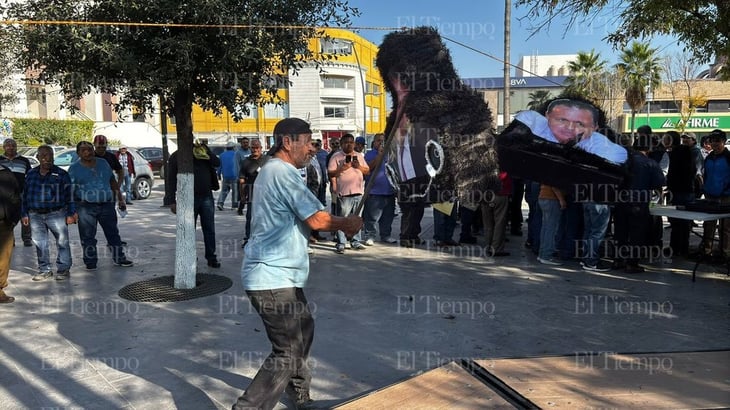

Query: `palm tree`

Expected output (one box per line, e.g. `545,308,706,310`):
565,49,608,101
616,42,663,135
527,90,552,111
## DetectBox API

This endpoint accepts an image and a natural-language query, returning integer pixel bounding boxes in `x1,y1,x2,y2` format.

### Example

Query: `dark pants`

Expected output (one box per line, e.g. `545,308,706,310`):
558,200,583,260
669,191,694,256
194,193,217,262
233,288,314,410
77,202,126,266
399,200,425,241
525,181,541,253
614,203,651,266
508,178,525,233
459,206,477,241
433,204,457,242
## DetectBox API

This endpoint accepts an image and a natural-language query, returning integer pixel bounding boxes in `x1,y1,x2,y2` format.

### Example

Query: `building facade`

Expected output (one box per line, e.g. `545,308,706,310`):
167,28,387,149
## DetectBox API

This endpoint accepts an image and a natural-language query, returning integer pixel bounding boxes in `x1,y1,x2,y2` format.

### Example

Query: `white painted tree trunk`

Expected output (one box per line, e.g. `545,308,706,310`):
174,172,197,289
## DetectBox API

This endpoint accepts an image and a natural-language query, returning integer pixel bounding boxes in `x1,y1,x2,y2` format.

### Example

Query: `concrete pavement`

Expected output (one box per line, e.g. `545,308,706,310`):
1,179,728,409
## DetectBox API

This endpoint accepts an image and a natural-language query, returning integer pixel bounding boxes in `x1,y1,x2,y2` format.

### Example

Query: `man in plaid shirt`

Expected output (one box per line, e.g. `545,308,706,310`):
21,145,78,281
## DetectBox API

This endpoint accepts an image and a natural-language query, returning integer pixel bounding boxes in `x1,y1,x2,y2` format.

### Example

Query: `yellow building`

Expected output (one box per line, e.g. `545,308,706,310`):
168,28,387,149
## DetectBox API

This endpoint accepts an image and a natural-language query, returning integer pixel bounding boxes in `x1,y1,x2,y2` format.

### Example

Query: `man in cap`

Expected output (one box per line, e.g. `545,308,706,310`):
354,135,366,153
700,129,730,258
217,141,238,210
115,145,135,204
232,118,362,410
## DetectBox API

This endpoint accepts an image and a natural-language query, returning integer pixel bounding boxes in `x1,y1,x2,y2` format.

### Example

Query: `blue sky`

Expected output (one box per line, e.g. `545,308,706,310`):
345,0,677,79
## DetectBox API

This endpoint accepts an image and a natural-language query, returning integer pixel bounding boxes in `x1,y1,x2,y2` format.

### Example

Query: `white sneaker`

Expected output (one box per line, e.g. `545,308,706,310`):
537,257,563,266
364,238,374,246
382,237,398,244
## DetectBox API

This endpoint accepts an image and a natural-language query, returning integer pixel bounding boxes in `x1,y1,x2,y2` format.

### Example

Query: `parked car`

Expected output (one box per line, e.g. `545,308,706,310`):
136,147,165,179
53,147,155,200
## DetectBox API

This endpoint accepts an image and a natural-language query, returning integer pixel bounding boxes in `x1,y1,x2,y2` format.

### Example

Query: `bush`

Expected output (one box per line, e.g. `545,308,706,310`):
9,118,94,146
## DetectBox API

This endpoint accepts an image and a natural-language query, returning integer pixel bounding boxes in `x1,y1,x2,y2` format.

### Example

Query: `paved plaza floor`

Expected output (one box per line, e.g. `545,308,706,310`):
1,180,728,409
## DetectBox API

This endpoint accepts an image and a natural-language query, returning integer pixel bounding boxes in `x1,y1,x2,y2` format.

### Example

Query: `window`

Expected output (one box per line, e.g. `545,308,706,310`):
264,103,288,119
322,76,350,89
321,38,352,55
324,106,348,118
707,100,730,112
234,103,257,119
372,107,380,122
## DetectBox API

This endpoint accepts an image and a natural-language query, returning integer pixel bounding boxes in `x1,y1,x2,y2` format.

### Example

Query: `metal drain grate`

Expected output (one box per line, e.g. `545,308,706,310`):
118,274,233,302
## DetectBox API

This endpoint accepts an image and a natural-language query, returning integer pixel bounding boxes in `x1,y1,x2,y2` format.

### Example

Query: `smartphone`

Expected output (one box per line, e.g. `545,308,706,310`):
345,155,352,163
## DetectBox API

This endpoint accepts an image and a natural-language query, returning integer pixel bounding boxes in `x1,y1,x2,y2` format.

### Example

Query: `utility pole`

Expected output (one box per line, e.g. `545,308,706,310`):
503,0,511,130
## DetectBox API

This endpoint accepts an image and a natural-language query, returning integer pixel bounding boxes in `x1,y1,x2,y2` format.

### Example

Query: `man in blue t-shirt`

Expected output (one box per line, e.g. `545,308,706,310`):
232,118,362,410
362,133,398,245
69,141,133,270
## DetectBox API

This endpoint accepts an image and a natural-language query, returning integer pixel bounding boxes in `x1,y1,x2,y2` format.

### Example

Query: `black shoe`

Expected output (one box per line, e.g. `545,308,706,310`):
492,251,510,257
237,209,243,216
85,265,97,271
207,259,221,268
23,240,33,247
459,236,477,244
216,204,224,211
114,259,134,267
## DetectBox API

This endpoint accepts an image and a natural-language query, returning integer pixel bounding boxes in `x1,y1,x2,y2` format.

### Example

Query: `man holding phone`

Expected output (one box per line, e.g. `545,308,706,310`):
327,133,370,254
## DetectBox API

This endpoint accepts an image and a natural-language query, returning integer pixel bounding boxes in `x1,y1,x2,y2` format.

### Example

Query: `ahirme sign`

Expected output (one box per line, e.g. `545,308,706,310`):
625,114,730,132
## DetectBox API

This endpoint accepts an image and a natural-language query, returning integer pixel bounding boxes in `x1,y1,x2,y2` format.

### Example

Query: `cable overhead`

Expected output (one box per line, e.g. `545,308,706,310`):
2,19,565,85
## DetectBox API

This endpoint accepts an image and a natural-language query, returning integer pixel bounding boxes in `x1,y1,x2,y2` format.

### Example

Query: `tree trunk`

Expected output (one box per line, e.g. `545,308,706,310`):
172,89,197,289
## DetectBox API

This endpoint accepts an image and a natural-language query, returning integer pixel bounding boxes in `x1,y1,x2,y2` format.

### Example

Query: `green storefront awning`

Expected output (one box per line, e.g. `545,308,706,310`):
624,113,730,133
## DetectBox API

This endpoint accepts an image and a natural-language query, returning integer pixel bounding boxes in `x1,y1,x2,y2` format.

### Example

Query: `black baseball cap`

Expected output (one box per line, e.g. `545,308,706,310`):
268,118,313,155
637,125,652,135
707,129,726,141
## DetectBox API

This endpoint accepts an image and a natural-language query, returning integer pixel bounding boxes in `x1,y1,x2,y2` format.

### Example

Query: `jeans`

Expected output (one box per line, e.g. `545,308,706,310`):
233,288,314,410
433,205,457,242
362,194,396,241
77,202,126,267
217,178,238,208
558,200,583,259
30,209,71,272
582,202,610,266
194,194,217,261
121,173,133,202
336,195,362,244
538,198,562,260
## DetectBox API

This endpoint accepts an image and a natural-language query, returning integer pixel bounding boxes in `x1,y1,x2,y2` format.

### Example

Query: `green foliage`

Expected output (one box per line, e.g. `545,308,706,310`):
564,50,608,101
10,118,94,146
516,0,729,79
6,0,359,122
527,90,552,110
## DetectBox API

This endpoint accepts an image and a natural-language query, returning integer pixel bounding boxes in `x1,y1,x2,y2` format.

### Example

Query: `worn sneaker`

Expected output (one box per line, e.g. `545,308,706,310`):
24,240,33,247
114,259,134,267
207,259,221,268
216,204,224,211
32,271,53,281
382,237,398,244
335,244,345,254
364,238,375,246
581,261,611,272
537,257,563,266
55,270,70,281
85,264,97,271
351,241,366,250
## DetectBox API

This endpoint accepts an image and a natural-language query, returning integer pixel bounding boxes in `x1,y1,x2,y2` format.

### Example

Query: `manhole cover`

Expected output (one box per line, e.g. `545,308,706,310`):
118,274,233,302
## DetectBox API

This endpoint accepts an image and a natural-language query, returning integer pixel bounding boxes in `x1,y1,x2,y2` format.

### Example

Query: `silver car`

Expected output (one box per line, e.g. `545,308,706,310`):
53,147,155,200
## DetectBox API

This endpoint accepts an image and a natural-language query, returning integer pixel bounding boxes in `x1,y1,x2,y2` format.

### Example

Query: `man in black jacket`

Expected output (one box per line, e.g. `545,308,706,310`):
0,163,21,303
168,141,222,268
0,138,32,246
